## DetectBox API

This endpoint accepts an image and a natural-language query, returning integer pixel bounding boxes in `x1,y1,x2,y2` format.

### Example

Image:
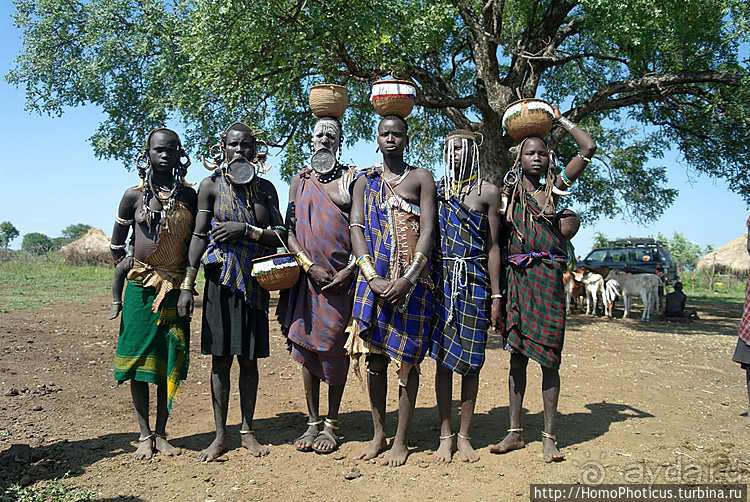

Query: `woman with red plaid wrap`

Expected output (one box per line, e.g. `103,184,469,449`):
490,105,596,463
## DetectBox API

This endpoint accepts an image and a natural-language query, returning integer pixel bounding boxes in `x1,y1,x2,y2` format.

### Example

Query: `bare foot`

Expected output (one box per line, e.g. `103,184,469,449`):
241,432,270,457
542,437,565,463
355,436,387,460
133,437,154,460
197,437,227,462
294,425,319,452
154,435,181,456
382,440,409,467
432,435,453,463
488,431,525,454
457,435,479,463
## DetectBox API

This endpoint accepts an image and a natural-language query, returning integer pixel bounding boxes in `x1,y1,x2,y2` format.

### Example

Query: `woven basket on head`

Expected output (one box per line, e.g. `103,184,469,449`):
251,252,300,291
371,79,416,118
309,84,348,119
502,98,554,142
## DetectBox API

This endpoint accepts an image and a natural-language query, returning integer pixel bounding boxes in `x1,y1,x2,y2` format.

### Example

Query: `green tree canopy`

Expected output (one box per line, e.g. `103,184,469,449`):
0,221,20,249
658,231,713,273
21,232,53,254
7,0,749,223
61,223,92,242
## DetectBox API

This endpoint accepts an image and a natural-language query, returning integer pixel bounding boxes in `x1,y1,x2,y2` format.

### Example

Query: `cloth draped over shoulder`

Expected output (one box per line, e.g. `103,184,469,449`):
127,199,194,312
504,193,568,369
278,169,353,386
351,166,434,366
430,179,490,376
202,170,269,311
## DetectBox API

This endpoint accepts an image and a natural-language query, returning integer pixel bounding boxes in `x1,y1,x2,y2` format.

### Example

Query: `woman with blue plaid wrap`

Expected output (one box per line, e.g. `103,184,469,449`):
430,130,503,463
350,115,437,467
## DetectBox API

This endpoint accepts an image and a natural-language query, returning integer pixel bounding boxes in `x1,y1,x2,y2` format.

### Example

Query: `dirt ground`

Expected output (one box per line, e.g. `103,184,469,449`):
1,292,748,501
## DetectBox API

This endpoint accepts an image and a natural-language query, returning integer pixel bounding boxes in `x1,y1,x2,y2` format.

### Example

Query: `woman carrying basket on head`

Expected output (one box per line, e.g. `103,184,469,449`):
490,103,596,463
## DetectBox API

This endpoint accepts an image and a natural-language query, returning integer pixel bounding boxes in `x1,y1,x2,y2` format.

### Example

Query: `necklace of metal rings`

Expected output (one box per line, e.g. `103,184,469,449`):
142,174,178,229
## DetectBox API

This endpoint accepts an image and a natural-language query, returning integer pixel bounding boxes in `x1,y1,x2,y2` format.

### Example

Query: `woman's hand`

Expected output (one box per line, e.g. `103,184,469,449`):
322,267,355,294
381,277,412,307
211,221,247,243
551,104,562,120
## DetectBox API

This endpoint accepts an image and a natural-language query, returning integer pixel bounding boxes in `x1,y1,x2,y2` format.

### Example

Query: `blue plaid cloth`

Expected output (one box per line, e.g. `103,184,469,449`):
202,170,269,311
351,167,434,365
429,180,490,376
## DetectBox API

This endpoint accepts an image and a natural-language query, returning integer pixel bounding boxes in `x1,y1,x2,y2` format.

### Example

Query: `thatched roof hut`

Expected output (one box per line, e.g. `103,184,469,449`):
696,233,750,277
59,227,112,266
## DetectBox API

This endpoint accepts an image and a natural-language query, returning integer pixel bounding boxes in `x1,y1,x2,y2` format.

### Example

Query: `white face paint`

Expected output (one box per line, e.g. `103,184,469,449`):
312,119,341,155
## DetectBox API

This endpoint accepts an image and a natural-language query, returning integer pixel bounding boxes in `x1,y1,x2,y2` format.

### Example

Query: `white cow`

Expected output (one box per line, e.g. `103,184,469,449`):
603,279,620,318
605,270,661,321
582,271,605,316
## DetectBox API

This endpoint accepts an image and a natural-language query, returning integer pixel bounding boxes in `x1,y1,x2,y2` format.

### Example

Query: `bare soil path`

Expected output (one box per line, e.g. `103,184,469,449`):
1,294,747,501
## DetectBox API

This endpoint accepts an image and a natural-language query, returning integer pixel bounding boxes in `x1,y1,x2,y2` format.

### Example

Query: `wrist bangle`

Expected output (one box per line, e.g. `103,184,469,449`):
403,252,428,285
490,294,503,299
576,152,591,163
181,266,198,290
245,223,263,240
109,242,127,250
295,250,315,273
345,253,357,271
560,171,574,187
356,254,380,282
112,301,123,306
556,116,576,132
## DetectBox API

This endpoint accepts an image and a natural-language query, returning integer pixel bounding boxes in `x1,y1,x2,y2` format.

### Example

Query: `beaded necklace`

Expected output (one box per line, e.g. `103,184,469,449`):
382,165,411,188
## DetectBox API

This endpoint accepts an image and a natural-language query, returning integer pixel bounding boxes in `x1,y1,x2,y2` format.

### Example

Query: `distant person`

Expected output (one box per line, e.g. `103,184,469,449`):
732,218,750,426
655,265,667,298
661,282,698,322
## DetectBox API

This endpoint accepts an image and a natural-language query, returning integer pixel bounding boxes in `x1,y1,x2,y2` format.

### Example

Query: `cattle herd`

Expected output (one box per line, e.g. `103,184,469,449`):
563,266,663,321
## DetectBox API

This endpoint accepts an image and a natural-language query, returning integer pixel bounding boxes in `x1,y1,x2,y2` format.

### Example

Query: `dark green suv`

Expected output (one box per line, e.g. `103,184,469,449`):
580,238,678,281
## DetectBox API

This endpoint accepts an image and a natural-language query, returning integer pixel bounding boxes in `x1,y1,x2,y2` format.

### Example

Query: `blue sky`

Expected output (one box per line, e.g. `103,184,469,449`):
1,4,747,256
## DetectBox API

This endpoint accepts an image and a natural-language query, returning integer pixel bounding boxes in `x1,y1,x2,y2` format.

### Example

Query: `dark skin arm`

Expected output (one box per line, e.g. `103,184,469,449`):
177,177,286,317
551,105,597,190
350,175,387,293
480,181,505,332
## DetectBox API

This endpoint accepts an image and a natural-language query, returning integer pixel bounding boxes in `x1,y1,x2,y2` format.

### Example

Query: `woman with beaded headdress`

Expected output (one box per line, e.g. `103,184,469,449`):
349,111,437,467
277,114,357,454
429,129,503,463
177,122,286,462
489,105,596,463
110,128,197,460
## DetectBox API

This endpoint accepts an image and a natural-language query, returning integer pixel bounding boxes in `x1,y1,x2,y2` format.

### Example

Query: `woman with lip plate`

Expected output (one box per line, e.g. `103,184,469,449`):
489,105,596,463
177,122,286,462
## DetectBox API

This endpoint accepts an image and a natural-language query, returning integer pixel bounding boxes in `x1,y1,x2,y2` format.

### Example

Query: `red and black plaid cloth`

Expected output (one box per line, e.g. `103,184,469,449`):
738,216,750,347
277,169,353,386
504,196,567,369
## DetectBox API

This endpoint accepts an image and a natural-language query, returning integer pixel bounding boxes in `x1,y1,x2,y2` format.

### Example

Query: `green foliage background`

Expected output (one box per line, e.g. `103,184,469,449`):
6,0,749,223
